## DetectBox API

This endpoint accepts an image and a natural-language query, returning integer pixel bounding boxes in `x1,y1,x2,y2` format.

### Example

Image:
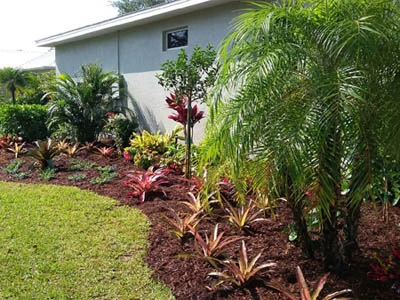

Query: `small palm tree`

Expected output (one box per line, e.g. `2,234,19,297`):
0,67,28,104
47,64,124,143
202,0,400,272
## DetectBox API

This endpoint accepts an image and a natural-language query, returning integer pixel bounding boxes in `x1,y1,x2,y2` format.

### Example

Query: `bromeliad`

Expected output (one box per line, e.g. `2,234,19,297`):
121,166,169,202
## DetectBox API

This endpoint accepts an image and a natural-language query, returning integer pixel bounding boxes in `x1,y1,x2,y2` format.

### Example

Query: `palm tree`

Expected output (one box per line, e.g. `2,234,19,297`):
202,0,400,273
0,67,28,104
47,64,122,143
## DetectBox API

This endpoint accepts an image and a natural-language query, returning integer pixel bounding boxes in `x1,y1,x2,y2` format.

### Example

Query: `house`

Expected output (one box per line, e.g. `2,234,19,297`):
20,49,55,73
0,49,55,71
36,0,248,139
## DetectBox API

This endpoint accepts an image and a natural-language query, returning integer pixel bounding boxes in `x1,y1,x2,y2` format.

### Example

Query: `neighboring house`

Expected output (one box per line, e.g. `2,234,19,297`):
36,0,248,139
20,49,55,73
0,49,55,71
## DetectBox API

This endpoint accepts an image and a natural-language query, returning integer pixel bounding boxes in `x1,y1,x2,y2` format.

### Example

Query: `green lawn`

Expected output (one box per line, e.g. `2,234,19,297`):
0,182,174,299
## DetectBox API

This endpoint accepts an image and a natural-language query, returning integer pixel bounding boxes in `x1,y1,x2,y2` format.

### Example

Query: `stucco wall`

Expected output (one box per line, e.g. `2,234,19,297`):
55,1,247,142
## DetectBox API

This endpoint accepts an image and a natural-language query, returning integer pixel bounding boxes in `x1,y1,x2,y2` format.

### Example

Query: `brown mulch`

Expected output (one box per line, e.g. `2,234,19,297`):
0,149,399,300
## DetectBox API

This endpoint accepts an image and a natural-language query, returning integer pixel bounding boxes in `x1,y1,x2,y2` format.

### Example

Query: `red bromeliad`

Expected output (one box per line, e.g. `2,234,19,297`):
121,166,170,202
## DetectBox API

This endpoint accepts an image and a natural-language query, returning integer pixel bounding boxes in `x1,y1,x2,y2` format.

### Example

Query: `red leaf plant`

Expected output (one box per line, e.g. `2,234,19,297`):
368,250,400,282
121,166,170,202
165,93,204,127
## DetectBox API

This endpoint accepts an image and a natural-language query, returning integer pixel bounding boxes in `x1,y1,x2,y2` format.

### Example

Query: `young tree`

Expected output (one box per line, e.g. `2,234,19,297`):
157,45,217,178
202,0,400,273
111,0,176,15
0,67,29,104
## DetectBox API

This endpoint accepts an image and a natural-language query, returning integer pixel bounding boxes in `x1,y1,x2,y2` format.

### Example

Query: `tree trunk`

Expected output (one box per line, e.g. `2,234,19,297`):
343,204,361,266
321,204,343,272
185,97,192,179
288,197,315,258
11,87,16,105
285,173,314,258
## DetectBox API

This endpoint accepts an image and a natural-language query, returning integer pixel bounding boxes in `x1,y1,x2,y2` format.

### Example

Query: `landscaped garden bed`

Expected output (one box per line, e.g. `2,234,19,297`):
0,147,399,299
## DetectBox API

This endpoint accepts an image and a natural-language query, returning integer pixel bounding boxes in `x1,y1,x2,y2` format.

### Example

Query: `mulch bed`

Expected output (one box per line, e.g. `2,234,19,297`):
0,149,399,300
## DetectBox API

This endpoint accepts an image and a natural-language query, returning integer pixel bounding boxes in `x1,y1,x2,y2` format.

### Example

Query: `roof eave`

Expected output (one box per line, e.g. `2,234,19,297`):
36,0,236,47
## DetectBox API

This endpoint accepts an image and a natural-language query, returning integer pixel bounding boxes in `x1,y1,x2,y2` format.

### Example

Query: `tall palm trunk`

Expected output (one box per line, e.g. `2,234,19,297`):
343,205,361,265
285,172,314,258
10,86,16,105
318,71,345,272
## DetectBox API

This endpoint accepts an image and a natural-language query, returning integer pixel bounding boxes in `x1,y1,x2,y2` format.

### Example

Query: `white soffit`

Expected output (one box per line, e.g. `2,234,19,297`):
36,0,237,47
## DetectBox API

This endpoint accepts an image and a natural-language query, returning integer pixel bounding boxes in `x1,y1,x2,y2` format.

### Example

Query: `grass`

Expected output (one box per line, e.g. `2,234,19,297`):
0,181,174,299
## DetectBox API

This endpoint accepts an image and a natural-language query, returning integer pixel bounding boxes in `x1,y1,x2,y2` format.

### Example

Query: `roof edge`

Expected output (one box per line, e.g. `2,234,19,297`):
36,0,236,47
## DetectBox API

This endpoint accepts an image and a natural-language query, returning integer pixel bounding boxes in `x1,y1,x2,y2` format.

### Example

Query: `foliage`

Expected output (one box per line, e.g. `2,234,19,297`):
68,158,96,171
165,93,204,127
38,167,56,181
27,139,60,169
157,45,216,103
17,71,56,105
6,141,26,158
111,0,176,15
0,182,174,299
202,0,400,271
157,45,217,178
163,210,201,240
224,200,265,232
96,146,114,158
125,127,182,169
191,223,242,267
90,166,118,184
0,135,11,149
182,191,217,215
103,112,138,149
62,142,82,157
47,63,123,143
267,266,352,300
0,104,48,141
2,159,30,179
121,166,169,201
67,173,87,181
208,240,276,288
370,158,400,221
90,171,118,185
368,250,400,293
0,67,29,104
82,141,96,153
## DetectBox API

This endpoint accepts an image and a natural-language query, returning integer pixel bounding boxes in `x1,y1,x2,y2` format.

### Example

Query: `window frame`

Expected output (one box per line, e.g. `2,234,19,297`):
163,27,189,51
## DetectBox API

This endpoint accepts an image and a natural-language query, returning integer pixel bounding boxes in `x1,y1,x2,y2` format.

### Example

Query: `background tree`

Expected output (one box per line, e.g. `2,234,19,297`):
0,67,29,104
47,64,123,143
201,0,400,273
17,71,56,105
111,0,176,15
157,45,217,178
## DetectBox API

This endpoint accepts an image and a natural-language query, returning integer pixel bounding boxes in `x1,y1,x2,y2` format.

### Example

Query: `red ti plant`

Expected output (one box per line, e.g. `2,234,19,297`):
121,166,170,202
0,136,11,149
368,250,400,290
165,93,204,128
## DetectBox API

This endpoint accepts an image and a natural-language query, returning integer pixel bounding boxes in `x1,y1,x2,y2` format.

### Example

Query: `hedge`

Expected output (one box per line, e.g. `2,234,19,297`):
0,104,48,141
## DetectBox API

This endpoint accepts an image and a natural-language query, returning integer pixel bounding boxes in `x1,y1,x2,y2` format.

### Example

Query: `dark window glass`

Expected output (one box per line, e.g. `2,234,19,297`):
167,29,188,49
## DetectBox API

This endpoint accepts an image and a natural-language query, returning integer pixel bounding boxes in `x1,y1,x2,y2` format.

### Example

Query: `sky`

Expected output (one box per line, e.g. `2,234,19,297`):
0,0,118,67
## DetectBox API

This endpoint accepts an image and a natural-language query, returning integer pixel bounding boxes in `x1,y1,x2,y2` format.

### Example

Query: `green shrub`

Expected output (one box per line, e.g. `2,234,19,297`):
124,126,183,169
103,112,138,149
0,104,48,141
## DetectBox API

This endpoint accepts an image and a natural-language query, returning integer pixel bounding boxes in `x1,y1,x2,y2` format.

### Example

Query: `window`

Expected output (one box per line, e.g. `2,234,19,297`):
164,27,188,50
